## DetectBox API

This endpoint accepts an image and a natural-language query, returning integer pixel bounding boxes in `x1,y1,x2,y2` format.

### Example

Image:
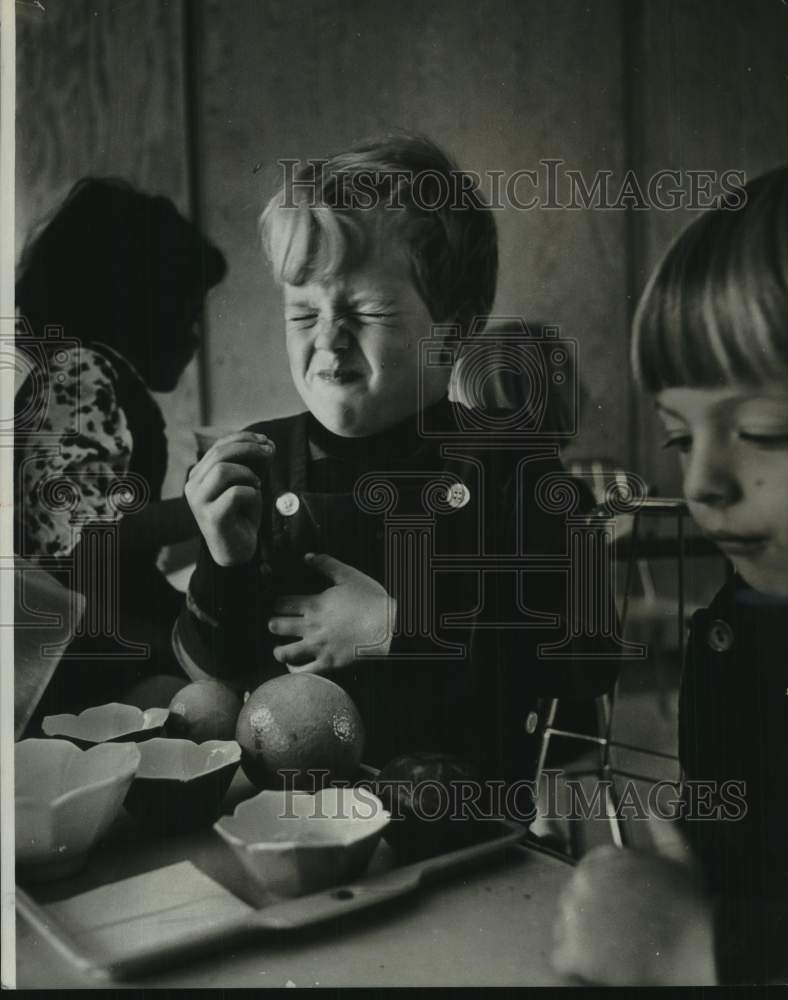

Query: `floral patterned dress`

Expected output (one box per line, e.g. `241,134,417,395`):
14,338,185,719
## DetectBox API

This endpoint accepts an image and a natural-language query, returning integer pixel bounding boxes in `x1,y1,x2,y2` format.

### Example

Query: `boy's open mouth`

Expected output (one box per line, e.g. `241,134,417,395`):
314,369,363,385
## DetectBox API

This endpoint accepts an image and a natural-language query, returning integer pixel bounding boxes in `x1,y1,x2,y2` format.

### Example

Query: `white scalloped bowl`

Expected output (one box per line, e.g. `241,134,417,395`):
42,703,169,748
123,738,241,833
15,738,140,881
214,787,390,900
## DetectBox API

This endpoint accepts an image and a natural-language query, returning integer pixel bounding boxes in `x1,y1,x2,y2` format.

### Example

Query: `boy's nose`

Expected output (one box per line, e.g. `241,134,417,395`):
314,315,352,351
682,441,741,507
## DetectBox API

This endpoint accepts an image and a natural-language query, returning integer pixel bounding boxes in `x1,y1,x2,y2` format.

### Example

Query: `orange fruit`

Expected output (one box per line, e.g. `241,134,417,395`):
235,674,365,789
166,680,243,743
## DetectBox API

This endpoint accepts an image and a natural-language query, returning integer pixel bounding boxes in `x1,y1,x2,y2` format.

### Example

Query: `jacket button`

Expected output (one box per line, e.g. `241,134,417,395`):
446,482,470,509
275,492,300,517
707,619,734,653
525,711,539,735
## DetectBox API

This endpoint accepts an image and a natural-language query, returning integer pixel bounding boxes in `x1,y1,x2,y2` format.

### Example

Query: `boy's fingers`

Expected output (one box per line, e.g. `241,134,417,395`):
193,426,241,454
287,660,324,675
194,430,273,460
304,552,349,581
210,485,262,519
273,638,311,665
211,430,273,447
192,462,261,503
198,440,273,478
646,814,692,865
268,616,305,636
189,438,274,483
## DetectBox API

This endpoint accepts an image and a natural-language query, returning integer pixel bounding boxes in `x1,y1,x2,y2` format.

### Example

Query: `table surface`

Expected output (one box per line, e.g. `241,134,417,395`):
16,773,575,988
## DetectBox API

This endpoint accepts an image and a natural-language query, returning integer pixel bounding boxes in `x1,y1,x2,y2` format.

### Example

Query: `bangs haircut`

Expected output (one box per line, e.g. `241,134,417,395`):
259,133,498,336
632,165,788,394
260,187,375,288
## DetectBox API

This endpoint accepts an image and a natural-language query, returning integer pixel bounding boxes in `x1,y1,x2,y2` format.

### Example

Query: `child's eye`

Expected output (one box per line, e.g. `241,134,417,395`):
661,434,692,454
739,431,788,447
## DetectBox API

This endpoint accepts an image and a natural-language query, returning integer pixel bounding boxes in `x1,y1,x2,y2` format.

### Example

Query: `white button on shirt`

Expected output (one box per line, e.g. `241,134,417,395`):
446,482,471,509
275,492,300,517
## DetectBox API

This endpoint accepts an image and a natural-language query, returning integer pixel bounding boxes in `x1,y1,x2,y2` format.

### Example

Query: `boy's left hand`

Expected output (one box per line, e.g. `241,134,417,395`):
268,553,396,673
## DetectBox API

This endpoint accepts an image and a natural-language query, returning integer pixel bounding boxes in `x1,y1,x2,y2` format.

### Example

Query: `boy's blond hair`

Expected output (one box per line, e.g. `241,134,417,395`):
259,133,498,338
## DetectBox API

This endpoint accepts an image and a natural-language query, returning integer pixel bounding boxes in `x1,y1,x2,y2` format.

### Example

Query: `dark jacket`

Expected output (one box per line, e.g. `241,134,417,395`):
682,575,788,984
175,400,621,781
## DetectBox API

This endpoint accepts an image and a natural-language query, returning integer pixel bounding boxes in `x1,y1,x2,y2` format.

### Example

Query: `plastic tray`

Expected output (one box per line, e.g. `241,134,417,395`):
16,775,532,982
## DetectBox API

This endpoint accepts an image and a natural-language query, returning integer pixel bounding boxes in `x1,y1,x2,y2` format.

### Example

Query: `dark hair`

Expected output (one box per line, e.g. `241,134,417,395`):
16,177,227,367
632,165,788,392
259,133,498,337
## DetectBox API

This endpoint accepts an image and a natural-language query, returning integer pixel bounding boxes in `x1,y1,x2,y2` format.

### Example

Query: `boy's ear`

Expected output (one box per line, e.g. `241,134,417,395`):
434,323,461,365
439,342,456,365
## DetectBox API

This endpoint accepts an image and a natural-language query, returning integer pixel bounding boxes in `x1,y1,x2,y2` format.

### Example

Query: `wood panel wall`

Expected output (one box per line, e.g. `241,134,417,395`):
15,0,197,499
15,0,788,492
630,0,788,495
196,0,631,463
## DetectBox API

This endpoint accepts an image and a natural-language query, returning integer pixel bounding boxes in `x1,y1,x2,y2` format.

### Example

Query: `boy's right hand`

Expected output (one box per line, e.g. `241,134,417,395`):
184,432,275,567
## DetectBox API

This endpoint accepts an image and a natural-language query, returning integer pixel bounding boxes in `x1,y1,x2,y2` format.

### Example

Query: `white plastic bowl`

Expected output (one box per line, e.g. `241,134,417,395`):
42,703,169,748
214,786,390,899
15,738,140,880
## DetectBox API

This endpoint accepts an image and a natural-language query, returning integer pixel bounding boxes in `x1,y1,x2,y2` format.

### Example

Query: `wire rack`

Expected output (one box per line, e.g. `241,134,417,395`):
533,497,721,851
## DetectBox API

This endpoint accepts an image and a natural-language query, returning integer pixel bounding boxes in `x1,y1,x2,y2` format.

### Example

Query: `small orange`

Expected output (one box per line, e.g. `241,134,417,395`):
166,680,243,743
235,674,365,789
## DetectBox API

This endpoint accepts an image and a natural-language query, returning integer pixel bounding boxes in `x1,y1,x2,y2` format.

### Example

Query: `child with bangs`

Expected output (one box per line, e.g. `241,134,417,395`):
553,166,788,985
174,133,620,791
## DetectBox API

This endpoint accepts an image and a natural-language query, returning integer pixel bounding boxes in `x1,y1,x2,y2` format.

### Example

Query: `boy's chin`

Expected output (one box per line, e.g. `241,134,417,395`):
309,398,415,439
733,561,788,600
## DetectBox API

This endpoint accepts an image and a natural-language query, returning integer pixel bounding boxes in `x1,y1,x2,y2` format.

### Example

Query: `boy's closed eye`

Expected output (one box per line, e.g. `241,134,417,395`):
738,428,788,447
353,312,399,327
347,297,399,322
661,432,692,453
287,311,399,329
658,413,692,452
287,310,318,322
661,428,788,452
